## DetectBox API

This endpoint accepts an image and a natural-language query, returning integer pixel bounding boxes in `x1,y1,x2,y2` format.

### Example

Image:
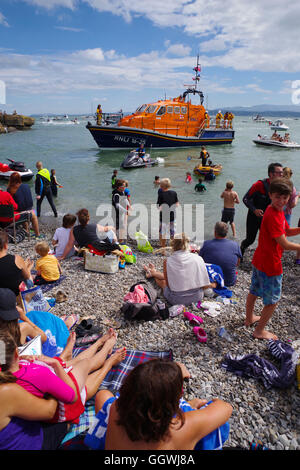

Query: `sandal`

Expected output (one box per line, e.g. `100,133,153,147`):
193,326,207,343
61,314,80,330
183,311,204,325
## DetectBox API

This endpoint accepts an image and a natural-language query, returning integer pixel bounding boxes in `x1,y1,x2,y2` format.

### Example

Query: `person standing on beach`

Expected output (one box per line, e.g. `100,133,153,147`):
245,178,300,340
35,161,57,218
240,162,283,257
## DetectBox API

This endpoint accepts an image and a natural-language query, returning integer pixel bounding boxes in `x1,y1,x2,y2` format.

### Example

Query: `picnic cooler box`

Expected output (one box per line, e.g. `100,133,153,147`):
84,251,119,274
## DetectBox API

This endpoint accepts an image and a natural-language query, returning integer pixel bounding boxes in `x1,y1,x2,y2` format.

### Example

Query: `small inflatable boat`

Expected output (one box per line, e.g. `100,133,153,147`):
121,151,158,169
193,164,222,176
0,159,34,181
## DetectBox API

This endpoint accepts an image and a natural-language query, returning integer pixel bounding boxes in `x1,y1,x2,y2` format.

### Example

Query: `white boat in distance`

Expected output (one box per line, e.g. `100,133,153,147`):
253,135,300,149
252,114,265,122
270,120,289,131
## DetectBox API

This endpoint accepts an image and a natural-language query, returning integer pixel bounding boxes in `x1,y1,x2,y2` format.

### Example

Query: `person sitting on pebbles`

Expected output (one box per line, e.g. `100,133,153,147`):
143,232,216,306
84,359,232,450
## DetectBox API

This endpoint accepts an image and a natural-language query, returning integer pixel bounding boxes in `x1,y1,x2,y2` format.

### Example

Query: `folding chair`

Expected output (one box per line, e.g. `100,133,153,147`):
0,204,31,243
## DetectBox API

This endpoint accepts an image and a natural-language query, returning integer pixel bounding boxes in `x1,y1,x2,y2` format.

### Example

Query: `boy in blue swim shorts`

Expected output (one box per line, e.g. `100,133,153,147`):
245,178,300,340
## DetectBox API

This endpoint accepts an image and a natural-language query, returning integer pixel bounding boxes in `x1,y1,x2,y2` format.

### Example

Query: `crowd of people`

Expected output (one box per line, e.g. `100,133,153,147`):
0,155,299,451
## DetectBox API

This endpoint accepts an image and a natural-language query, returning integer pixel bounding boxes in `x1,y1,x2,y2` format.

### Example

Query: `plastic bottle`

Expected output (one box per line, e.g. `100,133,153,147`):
218,326,232,342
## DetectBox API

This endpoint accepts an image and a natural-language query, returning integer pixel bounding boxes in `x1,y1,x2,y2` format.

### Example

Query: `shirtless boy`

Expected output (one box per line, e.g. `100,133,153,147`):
221,181,240,237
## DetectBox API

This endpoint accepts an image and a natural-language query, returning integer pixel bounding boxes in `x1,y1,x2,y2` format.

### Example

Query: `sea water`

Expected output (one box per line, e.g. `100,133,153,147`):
0,115,299,242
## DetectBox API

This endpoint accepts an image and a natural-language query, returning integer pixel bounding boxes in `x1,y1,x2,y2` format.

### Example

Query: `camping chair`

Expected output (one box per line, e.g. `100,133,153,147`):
0,204,31,243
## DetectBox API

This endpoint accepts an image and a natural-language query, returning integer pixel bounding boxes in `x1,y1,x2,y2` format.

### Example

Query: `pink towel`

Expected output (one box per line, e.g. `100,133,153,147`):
123,284,149,303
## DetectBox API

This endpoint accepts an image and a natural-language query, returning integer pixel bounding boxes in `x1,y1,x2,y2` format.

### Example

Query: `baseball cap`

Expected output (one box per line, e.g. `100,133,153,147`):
0,288,19,321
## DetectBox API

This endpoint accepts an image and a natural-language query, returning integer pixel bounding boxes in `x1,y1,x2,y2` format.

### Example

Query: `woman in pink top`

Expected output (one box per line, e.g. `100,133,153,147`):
0,330,126,424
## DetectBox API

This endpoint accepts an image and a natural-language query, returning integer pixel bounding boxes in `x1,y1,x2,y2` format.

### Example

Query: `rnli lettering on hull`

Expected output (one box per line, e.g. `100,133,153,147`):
113,135,145,145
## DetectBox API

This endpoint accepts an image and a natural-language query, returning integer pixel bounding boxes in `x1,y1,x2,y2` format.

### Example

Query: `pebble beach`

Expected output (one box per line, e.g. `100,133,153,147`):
11,218,300,451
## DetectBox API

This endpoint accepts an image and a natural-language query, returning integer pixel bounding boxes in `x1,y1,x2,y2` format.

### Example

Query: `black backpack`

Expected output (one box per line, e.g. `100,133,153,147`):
121,280,169,321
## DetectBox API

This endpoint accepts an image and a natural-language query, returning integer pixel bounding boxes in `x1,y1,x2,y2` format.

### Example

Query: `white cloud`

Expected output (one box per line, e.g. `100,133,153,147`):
55,26,84,32
18,0,300,73
165,43,191,57
0,12,9,27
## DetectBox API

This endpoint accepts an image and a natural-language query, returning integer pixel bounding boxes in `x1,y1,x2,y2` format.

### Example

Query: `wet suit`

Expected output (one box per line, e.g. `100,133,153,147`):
240,178,271,255
35,168,57,217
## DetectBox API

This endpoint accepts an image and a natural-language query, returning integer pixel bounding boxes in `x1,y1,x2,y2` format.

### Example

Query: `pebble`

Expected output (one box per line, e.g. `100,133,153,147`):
10,220,300,450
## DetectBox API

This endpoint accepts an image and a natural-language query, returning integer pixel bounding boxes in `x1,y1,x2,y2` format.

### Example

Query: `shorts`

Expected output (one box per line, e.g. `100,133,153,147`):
49,357,86,424
250,266,282,305
159,221,175,238
221,208,235,224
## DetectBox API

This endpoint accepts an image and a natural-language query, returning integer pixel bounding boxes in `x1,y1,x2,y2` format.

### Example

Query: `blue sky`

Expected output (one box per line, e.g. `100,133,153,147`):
0,0,300,115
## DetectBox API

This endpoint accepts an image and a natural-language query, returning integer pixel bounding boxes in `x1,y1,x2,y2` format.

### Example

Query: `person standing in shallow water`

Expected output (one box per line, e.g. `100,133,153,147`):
35,161,57,218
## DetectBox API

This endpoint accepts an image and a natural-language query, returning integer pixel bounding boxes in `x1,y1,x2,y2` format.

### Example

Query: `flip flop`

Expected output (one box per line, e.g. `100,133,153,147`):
62,314,80,330
193,326,207,343
183,311,204,325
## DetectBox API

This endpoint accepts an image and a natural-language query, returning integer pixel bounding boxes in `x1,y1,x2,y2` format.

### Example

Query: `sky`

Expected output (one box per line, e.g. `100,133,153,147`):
0,0,300,115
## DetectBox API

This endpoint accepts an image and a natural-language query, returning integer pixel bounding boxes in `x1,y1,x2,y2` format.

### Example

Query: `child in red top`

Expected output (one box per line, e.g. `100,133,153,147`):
185,172,192,184
245,178,300,340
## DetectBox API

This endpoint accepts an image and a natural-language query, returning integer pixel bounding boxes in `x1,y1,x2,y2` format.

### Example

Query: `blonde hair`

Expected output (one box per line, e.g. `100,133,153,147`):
35,241,49,257
36,161,43,170
283,167,293,179
160,178,171,190
170,233,190,252
226,181,234,189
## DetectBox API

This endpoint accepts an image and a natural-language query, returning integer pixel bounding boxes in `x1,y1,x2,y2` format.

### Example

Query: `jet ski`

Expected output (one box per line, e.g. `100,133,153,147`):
0,159,34,181
121,151,158,169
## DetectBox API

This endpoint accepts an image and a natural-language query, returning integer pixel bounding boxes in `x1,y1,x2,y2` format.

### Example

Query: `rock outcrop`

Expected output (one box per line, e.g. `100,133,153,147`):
0,112,35,133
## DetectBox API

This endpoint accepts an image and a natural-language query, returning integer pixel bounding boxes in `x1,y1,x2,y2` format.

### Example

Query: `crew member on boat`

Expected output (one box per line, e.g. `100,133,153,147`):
96,104,102,125
223,112,229,129
204,111,210,128
228,112,234,129
215,110,223,129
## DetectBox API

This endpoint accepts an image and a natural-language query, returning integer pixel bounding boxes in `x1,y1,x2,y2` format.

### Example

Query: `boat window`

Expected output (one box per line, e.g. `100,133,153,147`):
174,106,180,114
167,106,173,114
135,104,147,113
145,105,157,114
181,106,187,114
157,106,166,116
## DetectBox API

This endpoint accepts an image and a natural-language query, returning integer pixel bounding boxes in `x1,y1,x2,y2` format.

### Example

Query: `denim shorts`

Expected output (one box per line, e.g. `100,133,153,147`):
159,221,175,238
250,267,282,305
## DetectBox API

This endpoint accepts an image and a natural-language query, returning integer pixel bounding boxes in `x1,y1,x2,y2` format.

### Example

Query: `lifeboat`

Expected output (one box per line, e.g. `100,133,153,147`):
86,57,235,149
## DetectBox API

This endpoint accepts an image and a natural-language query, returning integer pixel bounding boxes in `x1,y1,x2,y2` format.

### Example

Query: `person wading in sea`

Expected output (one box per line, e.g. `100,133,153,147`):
35,161,57,218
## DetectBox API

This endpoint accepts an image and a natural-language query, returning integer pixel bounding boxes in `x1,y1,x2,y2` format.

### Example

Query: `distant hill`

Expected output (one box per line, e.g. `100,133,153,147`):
209,104,300,117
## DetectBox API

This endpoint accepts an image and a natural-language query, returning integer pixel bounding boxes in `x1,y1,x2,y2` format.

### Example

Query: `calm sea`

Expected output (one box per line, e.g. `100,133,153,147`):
1,115,300,242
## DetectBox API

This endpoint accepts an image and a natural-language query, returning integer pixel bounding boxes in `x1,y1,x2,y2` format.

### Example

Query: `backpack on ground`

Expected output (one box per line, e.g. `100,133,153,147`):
121,280,169,321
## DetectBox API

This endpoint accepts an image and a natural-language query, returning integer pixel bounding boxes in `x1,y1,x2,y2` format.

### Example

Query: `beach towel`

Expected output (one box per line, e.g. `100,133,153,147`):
61,347,173,444
20,310,69,357
40,275,67,293
221,340,297,389
205,264,233,298
84,396,229,451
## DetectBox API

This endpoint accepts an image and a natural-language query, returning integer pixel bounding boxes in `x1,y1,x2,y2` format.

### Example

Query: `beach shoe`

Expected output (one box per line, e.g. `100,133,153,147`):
61,313,80,330
75,319,101,337
183,311,204,326
75,333,102,347
193,326,207,343
55,290,68,303
32,234,46,240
